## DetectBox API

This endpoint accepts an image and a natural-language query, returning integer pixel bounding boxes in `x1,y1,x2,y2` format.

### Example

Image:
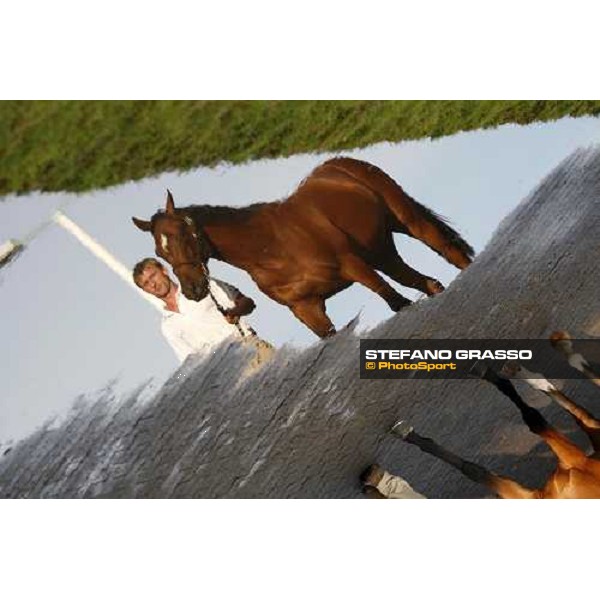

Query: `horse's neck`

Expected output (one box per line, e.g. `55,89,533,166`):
185,205,272,267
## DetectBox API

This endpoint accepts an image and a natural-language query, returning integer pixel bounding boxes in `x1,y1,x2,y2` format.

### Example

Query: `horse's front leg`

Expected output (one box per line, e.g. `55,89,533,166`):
289,297,336,338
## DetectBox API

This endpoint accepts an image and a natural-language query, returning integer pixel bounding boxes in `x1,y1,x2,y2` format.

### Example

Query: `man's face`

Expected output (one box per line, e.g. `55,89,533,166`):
137,263,172,298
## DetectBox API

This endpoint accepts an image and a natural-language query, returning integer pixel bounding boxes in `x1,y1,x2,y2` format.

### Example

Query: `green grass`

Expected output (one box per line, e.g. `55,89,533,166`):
1,100,599,195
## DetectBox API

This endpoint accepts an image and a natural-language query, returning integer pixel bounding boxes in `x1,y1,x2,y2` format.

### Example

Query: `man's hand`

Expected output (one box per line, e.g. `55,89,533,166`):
223,294,255,323
224,313,240,325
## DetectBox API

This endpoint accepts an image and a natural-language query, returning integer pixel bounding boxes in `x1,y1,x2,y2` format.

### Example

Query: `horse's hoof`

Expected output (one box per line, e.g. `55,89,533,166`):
389,297,412,312
360,464,385,487
426,279,445,295
320,326,337,339
391,420,414,440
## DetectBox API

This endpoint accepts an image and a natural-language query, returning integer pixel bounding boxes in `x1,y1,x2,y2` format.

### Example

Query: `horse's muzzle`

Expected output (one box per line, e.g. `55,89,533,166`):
182,279,209,302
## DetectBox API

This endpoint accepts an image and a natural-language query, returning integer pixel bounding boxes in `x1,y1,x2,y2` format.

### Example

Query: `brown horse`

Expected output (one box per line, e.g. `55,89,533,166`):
389,343,600,499
132,157,474,337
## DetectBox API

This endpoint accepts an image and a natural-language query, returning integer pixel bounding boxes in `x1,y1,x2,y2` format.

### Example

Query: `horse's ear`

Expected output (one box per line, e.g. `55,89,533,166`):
132,216,152,232
166,189,175,214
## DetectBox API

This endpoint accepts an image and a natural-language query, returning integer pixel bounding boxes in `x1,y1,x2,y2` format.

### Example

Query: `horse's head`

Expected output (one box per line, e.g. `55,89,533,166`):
132,190,211,301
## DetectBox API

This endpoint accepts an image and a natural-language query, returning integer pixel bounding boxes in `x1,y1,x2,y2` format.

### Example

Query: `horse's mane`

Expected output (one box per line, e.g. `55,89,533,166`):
160,202,278,225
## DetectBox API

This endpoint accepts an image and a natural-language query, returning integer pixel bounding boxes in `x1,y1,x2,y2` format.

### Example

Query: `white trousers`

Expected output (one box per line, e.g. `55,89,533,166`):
376,471,426,499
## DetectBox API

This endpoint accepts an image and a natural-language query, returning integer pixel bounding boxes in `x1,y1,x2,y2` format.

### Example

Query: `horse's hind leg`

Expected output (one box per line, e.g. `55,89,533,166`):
548,389,600,452
391,421,536,499
480,368,589,470
378,250,445,296
289,297,336,338
339,254,412,311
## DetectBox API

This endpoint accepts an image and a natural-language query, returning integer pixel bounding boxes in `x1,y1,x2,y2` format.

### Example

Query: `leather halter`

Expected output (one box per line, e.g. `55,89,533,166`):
170,259,206,272
168,226,248,339
167,215,208,272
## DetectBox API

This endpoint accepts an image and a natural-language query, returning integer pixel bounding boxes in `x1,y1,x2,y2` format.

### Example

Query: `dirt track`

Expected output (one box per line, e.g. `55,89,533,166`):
3,147,600,498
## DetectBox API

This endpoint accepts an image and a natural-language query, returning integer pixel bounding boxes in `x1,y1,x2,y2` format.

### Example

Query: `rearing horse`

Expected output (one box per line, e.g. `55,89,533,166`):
132,157,474,337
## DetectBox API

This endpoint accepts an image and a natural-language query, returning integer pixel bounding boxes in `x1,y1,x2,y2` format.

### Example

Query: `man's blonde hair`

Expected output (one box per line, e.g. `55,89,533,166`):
132,257,164,286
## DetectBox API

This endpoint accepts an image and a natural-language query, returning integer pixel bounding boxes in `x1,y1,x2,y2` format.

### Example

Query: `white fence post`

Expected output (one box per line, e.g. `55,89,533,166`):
52,210,163,312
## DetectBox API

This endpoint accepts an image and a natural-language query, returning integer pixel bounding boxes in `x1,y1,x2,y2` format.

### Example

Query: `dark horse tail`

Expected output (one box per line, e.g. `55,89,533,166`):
325,157,475,269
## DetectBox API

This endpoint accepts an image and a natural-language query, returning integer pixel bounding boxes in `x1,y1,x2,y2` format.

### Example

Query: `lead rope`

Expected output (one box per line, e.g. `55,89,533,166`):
201,263,250,339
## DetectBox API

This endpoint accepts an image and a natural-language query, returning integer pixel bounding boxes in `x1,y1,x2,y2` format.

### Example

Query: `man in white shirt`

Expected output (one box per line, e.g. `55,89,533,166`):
133,258,273,367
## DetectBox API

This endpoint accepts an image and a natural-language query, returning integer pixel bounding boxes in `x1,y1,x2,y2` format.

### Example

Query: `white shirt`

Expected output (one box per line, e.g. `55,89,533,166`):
161,278,254,363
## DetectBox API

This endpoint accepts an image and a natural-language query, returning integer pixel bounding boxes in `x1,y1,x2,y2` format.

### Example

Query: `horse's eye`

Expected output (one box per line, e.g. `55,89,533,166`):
160,234,169,253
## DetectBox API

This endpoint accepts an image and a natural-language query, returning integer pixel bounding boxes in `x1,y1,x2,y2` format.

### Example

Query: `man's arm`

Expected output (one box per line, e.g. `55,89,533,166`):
211,279,256,323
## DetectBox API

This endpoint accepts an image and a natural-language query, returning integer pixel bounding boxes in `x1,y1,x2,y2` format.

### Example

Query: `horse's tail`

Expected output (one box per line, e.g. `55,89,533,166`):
324,157,474,269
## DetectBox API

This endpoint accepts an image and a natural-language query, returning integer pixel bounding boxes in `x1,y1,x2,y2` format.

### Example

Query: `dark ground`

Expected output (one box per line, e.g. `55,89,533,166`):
3,147,600,498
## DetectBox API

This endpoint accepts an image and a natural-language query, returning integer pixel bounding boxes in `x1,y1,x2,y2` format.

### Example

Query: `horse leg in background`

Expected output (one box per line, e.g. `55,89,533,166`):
390,421,536,499
377,247,445,296
288,297,336,338
550,331,600,388
479,367,590,470
503,363,600,454
339,253,412,311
